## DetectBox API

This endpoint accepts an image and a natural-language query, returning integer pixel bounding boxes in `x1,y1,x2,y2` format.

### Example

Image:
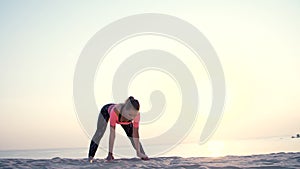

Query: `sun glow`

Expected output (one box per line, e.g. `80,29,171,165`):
206,141,225,157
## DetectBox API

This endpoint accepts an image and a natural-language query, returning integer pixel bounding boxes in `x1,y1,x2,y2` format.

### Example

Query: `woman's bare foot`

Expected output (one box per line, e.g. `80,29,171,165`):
88,156,94,163
105,152,114,161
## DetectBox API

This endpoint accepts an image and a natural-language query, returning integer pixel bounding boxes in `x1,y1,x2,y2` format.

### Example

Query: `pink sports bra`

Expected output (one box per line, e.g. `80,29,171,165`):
108,104,140,128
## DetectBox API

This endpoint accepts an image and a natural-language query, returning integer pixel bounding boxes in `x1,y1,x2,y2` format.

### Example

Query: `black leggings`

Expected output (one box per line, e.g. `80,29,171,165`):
88,103,145,158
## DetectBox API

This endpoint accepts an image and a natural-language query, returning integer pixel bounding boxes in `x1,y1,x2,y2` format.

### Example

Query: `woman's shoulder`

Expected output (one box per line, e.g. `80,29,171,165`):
113,104,120,112
110,104,121,116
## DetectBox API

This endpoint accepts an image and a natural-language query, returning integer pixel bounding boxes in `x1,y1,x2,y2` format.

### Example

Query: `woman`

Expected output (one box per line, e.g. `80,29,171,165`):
88,96,149,162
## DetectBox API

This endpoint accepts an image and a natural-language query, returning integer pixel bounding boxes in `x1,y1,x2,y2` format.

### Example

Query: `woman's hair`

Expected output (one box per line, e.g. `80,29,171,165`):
124,96,140,111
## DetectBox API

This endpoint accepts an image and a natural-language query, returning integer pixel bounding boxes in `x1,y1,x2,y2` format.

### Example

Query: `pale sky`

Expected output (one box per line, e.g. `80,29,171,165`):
0,0,300,152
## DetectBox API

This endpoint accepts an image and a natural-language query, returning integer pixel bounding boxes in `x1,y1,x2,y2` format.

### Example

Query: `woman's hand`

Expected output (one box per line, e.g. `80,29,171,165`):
137,152,149,160
105,152,114,161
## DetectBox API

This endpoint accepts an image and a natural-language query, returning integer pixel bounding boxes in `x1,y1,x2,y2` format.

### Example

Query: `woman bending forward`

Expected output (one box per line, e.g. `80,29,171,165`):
88,96,149,162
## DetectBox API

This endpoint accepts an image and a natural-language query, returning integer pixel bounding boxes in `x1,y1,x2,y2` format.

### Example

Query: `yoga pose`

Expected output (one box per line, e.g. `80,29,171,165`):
88,96,149,162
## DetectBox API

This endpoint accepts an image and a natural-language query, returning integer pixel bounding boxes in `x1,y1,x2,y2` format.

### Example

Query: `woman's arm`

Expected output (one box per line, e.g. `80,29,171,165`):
133,127,140,153
106,125,116,160
133,127,148,159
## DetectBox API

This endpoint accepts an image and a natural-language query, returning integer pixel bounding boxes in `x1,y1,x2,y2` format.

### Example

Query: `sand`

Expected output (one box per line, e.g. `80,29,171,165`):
0,152,299,169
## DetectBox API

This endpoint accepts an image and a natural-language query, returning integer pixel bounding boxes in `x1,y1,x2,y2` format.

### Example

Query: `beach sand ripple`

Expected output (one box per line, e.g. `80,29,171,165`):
0,152,299,169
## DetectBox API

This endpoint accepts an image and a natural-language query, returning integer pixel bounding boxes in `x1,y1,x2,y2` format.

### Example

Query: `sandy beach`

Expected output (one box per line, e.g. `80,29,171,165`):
1,137,300,168
0,152,299,169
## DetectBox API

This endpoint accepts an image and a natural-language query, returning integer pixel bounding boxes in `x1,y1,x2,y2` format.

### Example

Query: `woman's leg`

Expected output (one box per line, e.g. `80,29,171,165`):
88,104,113,158
121,123,145,155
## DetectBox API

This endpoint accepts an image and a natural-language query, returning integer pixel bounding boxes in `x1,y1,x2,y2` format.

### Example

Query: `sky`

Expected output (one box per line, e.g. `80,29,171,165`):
0,0,300,153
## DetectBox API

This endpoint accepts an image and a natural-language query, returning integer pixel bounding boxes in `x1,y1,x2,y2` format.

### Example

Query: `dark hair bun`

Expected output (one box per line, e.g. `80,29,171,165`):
128,96,139,111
